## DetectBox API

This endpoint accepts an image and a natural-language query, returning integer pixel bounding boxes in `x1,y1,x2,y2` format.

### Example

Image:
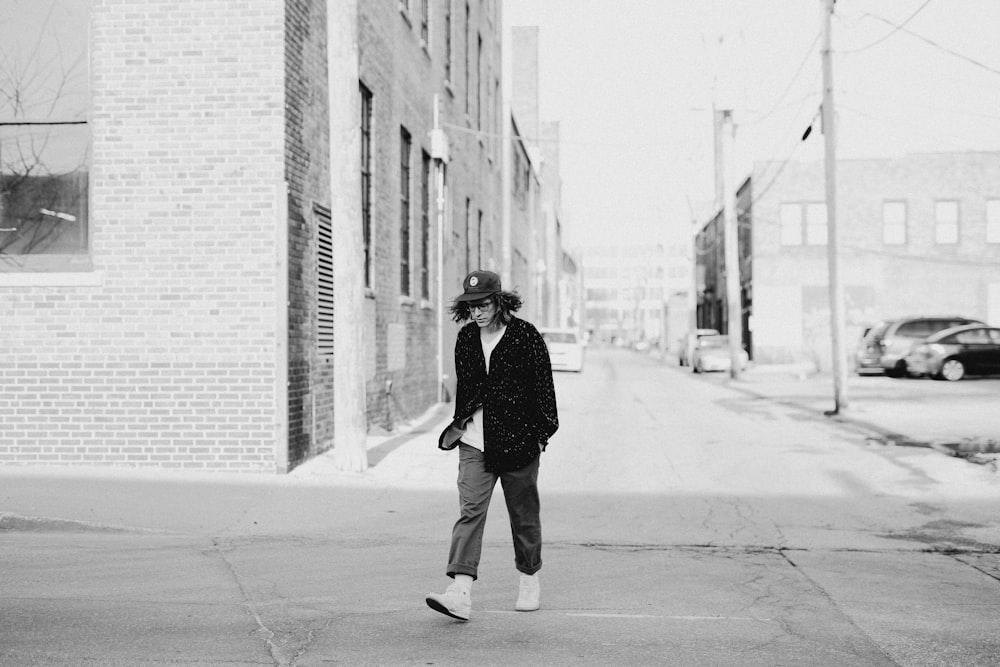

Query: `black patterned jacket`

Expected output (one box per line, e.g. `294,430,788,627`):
438,316,559,473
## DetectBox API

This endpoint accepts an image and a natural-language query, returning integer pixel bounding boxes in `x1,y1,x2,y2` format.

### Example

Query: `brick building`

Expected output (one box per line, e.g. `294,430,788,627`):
0,0,539,473
357,0,503,421
697,152,1000,369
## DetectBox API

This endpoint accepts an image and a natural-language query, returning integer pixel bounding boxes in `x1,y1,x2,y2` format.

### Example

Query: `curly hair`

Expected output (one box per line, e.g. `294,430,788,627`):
449,289,523,325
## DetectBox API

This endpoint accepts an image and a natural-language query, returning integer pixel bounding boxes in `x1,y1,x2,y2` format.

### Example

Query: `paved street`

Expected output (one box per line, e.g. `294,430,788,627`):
2,347,999,666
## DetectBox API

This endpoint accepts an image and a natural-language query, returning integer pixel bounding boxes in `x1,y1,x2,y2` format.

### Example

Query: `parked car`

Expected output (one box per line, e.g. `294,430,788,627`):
905,324,1000,381
855,321,892,374
678,328,720,367
538,327,585,372
690,335,749,374
858,316,985,377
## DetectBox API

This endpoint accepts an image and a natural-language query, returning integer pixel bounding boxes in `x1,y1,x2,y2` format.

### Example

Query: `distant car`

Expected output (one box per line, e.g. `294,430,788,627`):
859,316,985,377
905,324,1000,381
679,328,720,367
538,328,585,372
855,321,892,374
690,335,749,374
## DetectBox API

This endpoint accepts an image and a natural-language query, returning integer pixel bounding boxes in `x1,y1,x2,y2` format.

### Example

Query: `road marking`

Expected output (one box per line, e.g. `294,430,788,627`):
485,610,769,621
565,613,766,621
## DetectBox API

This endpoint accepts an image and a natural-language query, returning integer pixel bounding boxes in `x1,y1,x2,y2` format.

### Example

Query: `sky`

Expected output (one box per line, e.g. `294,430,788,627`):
502,0,1000,250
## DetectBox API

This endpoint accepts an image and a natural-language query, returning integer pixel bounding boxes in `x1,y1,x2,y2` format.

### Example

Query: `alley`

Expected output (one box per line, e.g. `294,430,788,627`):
2,347,999,666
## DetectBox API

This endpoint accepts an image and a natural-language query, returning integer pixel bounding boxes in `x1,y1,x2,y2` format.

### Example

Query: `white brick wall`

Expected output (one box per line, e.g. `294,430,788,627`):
0,1,287,470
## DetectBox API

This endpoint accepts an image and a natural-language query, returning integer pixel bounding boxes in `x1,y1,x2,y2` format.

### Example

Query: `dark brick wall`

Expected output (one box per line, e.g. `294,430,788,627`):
284,0,334,467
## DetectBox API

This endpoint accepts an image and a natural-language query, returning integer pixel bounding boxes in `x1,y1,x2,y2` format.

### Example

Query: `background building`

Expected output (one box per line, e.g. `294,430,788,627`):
695,152,1000,370
581,244,665,347
0,1,564,473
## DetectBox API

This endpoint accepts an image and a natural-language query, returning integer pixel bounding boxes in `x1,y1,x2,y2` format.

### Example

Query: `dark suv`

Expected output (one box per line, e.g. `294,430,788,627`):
856,316,986,377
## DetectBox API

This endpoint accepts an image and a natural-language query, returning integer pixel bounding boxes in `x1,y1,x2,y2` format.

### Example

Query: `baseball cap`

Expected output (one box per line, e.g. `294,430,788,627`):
454,270,502,302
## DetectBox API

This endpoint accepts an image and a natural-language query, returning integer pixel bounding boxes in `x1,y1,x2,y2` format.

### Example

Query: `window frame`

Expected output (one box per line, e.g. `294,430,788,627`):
443,0,453,85
934,199,959,244
464,2,471,119
419,0,430,49
360,82,374,289
399,126,412,297
0,1,93,274
420,150,431,300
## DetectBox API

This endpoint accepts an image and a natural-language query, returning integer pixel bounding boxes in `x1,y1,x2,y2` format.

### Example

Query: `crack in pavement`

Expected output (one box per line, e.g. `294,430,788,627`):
205,538,316,667
779,550,903,666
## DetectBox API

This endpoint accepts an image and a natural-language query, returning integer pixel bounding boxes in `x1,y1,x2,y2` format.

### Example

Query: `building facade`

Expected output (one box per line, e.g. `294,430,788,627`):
708,152,1000,369
358,0,504,423
0,0,557,473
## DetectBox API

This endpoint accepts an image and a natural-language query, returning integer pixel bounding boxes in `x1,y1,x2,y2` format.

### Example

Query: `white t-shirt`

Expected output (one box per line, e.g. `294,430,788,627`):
461,326,506,450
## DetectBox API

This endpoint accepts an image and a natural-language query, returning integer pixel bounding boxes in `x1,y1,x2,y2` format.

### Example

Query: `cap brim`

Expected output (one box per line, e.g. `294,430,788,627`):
454,291,498,302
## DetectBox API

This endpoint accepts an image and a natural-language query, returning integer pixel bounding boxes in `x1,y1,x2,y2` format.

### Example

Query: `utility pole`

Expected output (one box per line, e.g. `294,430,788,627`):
822,0,848,413
720,109,743,380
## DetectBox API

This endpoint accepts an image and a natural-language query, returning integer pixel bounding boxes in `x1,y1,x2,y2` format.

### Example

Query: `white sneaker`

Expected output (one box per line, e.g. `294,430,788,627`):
515,573,540,611
426,581,471,621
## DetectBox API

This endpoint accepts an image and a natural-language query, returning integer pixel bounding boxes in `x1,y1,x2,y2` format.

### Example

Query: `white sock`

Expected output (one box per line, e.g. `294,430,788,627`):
454,574,473,593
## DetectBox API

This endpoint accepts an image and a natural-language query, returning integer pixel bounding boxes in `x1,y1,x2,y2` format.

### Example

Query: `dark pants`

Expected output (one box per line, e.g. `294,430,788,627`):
447,443,541,580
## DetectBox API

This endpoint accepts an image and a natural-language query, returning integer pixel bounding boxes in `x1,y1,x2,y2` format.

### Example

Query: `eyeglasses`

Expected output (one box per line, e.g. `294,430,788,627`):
469,300,494,313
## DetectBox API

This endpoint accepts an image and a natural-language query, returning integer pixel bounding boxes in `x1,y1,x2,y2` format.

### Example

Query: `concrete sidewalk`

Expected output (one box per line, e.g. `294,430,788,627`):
658,353,1000,466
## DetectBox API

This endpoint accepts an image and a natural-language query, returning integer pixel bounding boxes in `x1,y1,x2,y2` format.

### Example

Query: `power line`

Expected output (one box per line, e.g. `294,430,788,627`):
838,0,933,54
861,10,1000,76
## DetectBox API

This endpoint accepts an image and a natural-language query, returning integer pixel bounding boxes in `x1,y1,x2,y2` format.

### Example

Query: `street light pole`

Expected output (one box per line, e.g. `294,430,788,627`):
822,0,848,413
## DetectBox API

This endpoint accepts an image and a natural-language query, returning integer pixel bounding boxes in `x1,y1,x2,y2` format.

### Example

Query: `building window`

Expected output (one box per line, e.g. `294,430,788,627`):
400,127,412,296
464,197,471,274
444,0,453,83
315,204,334,356
988,199,1000,243
0,0,91,271
934,200,959,244
493,78,500,161
360,83,374,288
420,151,431,300
476,34,483,130
882,201,907,245
779,203,802,246
420,0,430,47
805,202,827,246
464,3,470,118
477,209,483,267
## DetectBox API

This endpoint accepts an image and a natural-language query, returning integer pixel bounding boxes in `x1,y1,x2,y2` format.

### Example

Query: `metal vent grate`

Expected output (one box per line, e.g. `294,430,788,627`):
315,203,334,356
